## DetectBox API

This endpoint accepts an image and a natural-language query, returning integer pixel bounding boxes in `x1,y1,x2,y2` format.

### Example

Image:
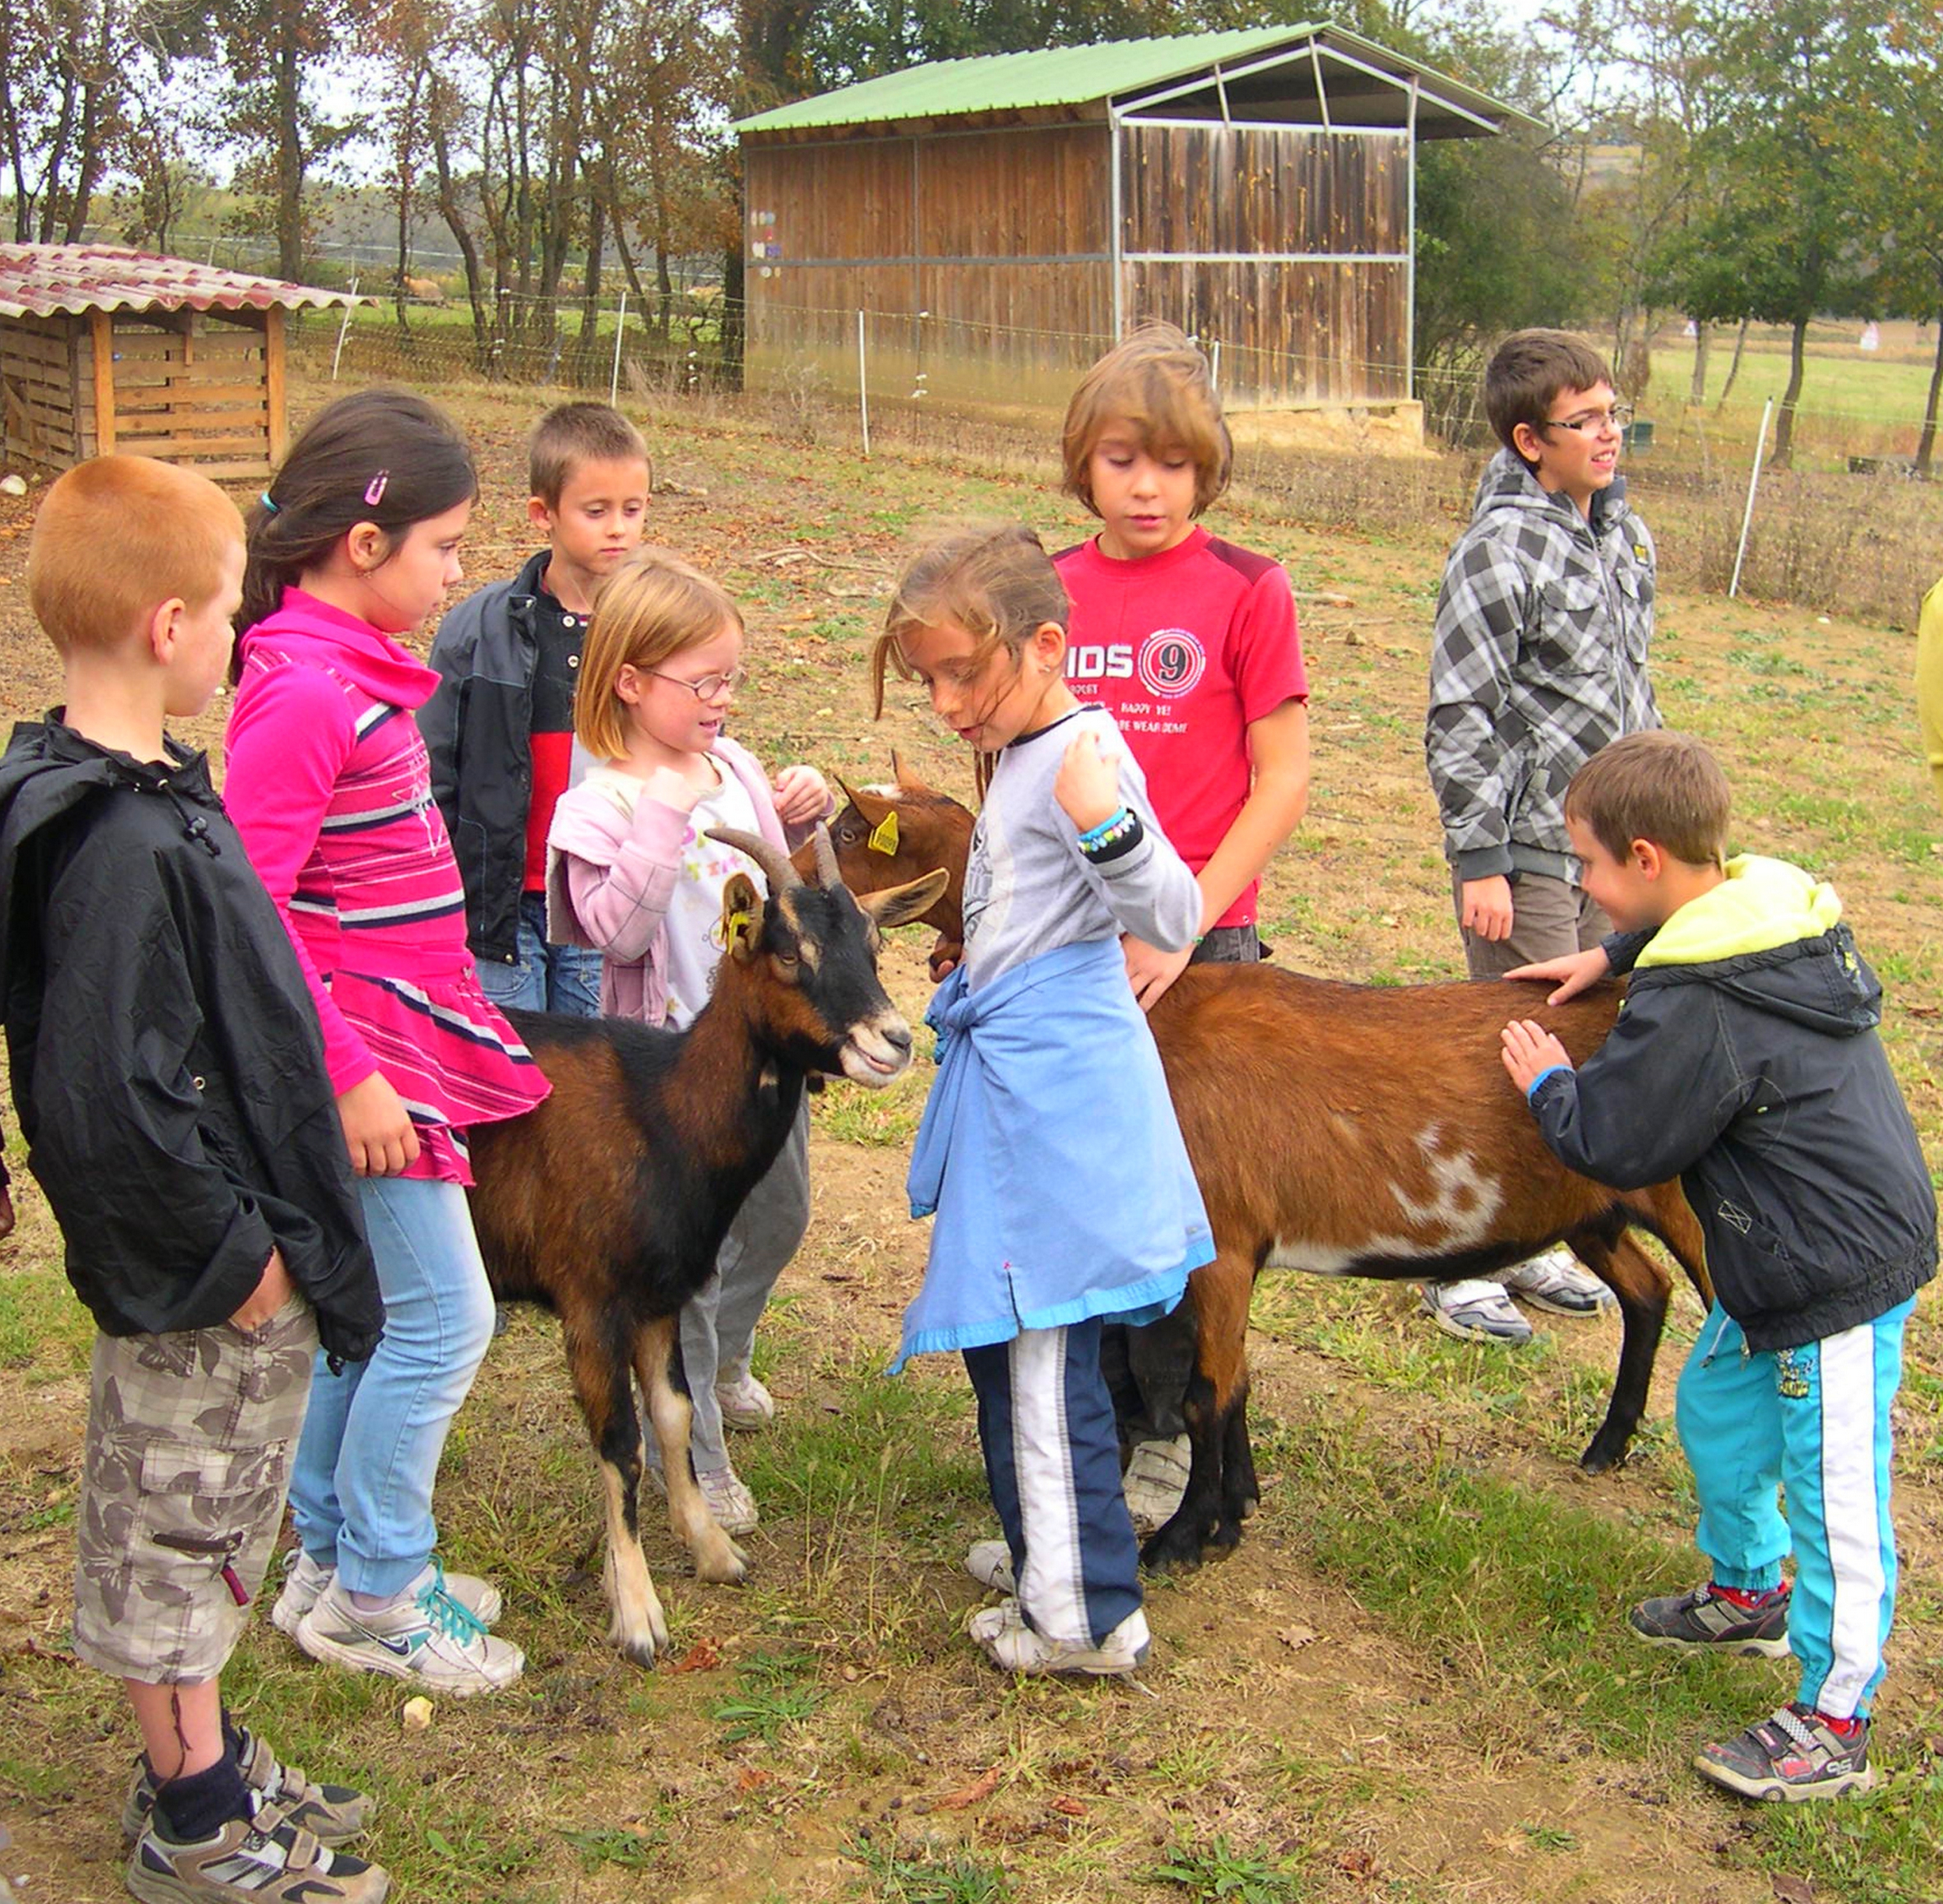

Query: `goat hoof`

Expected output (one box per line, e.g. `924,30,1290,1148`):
697,1539,749,1585
1138,1524,1207,1574
1579,1438,1627,1475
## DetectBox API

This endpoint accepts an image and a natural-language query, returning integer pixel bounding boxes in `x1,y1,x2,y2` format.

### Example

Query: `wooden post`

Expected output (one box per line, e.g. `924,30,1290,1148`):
89,309,116,455
264,308,288,465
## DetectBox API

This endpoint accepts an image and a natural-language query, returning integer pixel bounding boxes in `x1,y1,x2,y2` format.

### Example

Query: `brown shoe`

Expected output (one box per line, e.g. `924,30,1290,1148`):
125,1801,390,1902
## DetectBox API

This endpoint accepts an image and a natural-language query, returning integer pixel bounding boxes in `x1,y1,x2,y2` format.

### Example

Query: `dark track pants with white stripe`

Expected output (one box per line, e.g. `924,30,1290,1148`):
1678,1298,1913,1721
963,1317,1143,1647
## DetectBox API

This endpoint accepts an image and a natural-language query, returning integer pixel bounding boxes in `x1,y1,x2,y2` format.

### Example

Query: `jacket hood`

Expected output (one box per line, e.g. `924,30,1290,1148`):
239,588,439,710
1634,855,1876,1035
1472,446,1632,534
0,717,220,980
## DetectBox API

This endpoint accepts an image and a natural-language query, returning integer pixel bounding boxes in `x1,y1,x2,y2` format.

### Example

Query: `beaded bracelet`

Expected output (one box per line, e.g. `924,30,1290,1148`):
1075,806,1130,847
1077,810,1142,859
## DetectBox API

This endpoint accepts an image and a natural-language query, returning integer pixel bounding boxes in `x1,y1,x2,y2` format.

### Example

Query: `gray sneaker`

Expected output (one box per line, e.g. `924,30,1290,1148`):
964,1539,1016,1592
295,1563,524,1695
126,1797,390,1903
967,1598,1151,1676
1500,1247,1616,1317
1630,1582,1792,1657
1695,1703,1874,1801
1421,1278,1533,1345
1121,1434,1191,1535
123,1730,374,1846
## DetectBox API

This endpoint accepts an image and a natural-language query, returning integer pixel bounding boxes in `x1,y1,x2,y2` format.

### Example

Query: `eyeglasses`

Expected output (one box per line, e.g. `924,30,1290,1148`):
645,665,744,702
1537,403,1635,437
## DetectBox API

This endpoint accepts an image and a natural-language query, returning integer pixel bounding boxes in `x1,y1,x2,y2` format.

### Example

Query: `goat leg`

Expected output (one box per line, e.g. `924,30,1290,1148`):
636,1323,749,1587
1574,1231,1672,1473
567,1315,670,1668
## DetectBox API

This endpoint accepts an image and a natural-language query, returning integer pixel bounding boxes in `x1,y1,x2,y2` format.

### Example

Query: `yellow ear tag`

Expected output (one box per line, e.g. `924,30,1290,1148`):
868,811,900,856
723,908,757,954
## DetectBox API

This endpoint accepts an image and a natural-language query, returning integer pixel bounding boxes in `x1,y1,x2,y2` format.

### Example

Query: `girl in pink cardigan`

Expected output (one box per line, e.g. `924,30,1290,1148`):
225,389,548,1697
547,548,828,1533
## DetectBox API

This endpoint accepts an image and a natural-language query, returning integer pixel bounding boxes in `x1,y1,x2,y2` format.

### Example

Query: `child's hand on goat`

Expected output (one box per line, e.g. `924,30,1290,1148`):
1055,729,1125,832
1500,1017,1574,1095
1504,945,1611,1004
771,764,830,827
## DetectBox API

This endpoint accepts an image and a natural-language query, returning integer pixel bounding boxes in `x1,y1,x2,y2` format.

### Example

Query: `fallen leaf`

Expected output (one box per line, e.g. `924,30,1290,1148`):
1771,1879,1815,1904
1277,1623,1319,1649
735,1766,774,1793
666,1638,724,1674
1049,1796,1087,1818
934,1766,1001,1811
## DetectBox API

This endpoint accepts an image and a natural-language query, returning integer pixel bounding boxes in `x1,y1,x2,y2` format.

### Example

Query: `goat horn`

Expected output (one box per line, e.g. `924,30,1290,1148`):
704,827,800,896
811,822,841,889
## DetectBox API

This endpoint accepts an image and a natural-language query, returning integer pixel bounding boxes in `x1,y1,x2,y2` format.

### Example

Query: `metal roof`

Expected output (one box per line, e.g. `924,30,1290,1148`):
734,25,1545,139
0,244,360,322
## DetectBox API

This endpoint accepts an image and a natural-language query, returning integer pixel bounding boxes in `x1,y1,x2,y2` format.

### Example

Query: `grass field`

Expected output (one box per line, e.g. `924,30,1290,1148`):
0,372,1937,1904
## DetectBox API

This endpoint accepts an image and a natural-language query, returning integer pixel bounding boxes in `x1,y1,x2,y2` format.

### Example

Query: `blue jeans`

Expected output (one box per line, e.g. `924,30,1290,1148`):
289,1175,496,1597
475,891,602,1016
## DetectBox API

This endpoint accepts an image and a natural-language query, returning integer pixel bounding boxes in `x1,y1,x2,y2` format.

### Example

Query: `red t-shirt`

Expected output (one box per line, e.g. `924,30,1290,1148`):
1055,526,1307,929
522,586,587,892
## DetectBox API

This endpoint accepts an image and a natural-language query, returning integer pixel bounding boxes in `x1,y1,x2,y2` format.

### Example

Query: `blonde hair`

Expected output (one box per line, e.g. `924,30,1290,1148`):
30,456,243,657
1060,321,1231,517
873,522,1069,795
573,546,744,759
1565,730,1731,869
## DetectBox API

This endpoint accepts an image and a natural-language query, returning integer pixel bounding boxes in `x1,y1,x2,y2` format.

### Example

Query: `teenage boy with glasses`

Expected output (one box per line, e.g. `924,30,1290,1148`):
1420,329,1659,1346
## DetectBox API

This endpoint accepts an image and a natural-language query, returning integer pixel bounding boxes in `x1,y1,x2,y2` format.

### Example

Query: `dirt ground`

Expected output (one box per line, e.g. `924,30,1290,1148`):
0,379,1937,1904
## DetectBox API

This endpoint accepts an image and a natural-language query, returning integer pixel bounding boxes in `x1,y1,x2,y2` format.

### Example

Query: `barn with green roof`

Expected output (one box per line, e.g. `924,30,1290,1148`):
732,24,1541,423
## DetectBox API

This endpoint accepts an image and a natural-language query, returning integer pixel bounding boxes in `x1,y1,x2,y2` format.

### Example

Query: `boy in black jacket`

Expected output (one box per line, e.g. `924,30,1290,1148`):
0,456,387,1903
1501,730,1936,1804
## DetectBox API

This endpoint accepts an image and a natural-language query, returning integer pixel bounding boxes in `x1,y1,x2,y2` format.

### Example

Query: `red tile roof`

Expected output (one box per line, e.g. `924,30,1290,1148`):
0,243,359,321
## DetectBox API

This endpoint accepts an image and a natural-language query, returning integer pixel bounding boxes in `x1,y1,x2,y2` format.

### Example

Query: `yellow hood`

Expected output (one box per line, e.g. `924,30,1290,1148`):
1635,855,1842,970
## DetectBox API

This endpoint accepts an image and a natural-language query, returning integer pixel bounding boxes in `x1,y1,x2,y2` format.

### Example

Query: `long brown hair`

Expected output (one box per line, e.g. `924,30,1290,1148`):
239,387,476,648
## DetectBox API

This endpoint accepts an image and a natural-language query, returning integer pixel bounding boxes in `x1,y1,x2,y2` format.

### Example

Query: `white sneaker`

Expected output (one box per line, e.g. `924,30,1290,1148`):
295,1563,524,1695
715,1370,777,1432
964,1539,1016,1592
1500,1246,1616,1317
1421,1277,1533,1345
273,1550,503,1639
967,1597,1151,1675
651,1461,759,1535
1121,1434,1191,1534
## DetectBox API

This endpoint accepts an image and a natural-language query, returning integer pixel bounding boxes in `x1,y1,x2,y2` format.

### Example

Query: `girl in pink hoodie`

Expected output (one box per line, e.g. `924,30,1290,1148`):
546,548,828,1535
225,389,548,1697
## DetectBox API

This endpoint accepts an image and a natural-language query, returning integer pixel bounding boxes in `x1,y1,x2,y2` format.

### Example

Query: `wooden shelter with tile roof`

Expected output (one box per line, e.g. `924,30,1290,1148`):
733,25,1542,417
0,245,359,478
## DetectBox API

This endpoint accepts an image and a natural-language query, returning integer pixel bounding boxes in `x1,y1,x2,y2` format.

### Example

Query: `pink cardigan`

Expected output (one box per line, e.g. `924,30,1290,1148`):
545,737,815,1026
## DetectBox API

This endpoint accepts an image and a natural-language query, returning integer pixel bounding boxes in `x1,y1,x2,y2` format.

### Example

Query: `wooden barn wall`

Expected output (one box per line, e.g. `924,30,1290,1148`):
1,314,81,470
744,127,1112,408
77,312,275,475
1120,123,1410,406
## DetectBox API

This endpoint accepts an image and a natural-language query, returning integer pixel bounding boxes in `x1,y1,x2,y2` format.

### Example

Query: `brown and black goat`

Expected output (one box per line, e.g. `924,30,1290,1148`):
819,763,1710,1573
465,827,945,1665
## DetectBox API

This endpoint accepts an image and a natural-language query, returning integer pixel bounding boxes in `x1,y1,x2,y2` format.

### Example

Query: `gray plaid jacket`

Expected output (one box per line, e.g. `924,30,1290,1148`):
1426,448,1658,884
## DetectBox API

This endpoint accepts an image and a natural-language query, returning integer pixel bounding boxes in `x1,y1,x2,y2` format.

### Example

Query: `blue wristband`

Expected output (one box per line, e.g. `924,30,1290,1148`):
1076,806,1130,846
1525,1063,1572,1103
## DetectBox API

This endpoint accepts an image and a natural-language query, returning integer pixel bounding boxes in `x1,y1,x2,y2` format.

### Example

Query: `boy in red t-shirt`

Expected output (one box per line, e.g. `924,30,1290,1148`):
1055,322,1310,1530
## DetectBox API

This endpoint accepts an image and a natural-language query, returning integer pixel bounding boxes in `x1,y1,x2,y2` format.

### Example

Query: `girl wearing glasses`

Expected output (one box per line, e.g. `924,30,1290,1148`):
546,547,831,1535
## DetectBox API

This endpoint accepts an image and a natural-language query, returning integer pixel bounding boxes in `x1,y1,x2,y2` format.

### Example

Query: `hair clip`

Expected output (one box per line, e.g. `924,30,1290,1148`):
363,470,390,507
259,492,280,514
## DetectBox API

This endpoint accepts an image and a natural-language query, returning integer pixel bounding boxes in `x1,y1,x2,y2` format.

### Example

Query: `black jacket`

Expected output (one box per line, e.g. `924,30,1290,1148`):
1531,886,1936,1352
0,719,383,1361
420,549,550,966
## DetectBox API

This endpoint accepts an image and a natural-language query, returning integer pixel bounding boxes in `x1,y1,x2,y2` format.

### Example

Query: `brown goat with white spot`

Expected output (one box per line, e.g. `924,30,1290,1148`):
467,826,944,1664
814,762,1710,1572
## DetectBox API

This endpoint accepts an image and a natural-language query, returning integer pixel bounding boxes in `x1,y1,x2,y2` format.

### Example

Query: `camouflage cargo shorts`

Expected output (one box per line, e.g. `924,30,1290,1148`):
75,1298,316,1683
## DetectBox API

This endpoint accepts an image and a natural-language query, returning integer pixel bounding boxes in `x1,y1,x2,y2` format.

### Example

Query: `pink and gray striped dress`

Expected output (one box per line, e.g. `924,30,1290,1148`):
225,588,548,1184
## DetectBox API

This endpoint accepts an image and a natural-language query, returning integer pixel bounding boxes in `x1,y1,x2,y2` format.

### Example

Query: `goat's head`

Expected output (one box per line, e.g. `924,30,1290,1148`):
801,754,973,977
707,823,946,1086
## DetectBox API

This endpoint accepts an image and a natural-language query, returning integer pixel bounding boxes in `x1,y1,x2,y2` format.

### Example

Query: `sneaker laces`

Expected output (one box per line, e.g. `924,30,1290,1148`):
415,1562,490,1646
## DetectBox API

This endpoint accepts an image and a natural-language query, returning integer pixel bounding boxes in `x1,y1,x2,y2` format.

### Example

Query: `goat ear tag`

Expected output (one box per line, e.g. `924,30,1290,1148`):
722,907,757,955
868,811,900,856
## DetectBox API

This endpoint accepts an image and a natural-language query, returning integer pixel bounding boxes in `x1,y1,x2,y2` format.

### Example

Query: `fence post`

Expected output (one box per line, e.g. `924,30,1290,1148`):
857,308,871,460
1728,396,1774,600
331,276,359,382
610,290,628,405
1210,339,1222,392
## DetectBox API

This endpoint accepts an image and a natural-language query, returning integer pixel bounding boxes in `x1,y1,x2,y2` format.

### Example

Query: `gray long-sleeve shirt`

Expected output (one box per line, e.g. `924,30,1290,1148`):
962,705,1201,991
